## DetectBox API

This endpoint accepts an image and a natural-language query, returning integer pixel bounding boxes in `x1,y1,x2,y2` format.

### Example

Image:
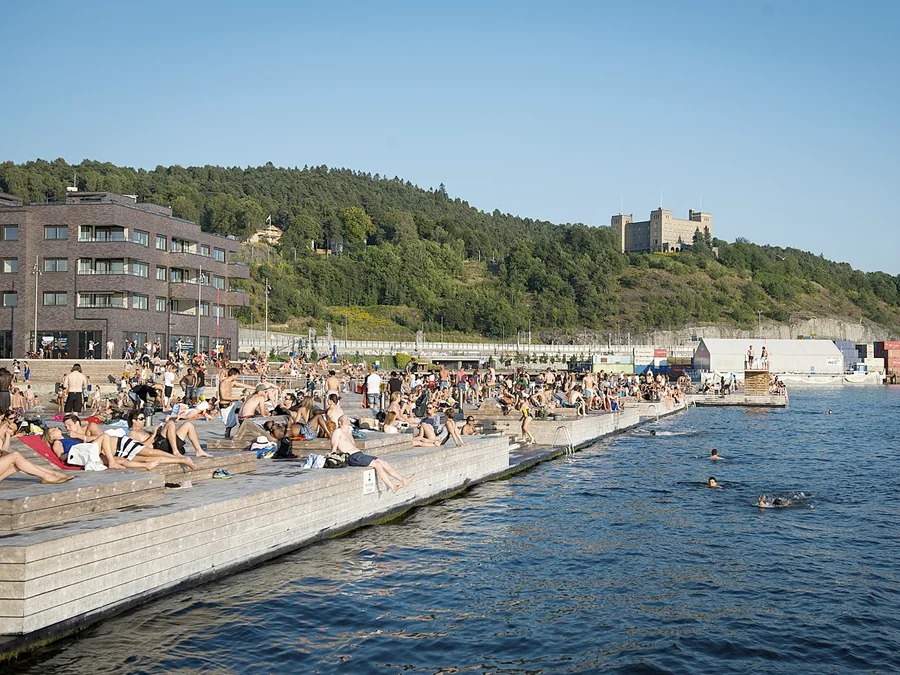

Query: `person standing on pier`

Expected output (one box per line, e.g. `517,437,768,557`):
518,397,536,445
747,345,755,369
62,364,87,413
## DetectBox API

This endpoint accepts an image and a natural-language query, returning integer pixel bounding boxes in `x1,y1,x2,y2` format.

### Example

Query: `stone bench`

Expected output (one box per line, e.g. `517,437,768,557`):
289,432,413,457
206,418,287,451
0,448,165,531
152,452,258,486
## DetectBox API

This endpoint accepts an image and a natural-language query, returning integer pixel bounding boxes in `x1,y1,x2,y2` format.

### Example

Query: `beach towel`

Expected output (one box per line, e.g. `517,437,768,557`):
19,435,84,471
65,442,107,471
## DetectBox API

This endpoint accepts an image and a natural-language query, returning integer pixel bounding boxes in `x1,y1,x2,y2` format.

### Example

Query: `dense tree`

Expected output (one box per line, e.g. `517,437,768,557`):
1,159,898,336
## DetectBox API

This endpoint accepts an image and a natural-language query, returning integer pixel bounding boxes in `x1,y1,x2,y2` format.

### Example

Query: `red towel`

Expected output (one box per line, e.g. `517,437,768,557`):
19,435,83,471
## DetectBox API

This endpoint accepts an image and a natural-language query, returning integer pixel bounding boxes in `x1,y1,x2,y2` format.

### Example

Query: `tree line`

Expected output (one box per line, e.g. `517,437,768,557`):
2,158,898,337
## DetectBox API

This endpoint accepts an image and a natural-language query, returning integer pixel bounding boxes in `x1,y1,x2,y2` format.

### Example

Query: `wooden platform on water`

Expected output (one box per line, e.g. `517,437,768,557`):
689,394,788,407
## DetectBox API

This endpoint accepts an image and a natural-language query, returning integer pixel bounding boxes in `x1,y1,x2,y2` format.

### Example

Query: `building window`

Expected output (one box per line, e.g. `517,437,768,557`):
44,258,68,273
170,238,197,254
43,292,68,306
78,293,126,308
198,272,209,285
201,244,210,257
212,276,225,290
156,266,167,281
1,259,17,274
129,261,149,278
155,297,167,312
170,268,185,283
132,230,149,246
1,226,18,241
213,305,224,318
132,294,149,310
79,226,126,242
213,248,225,263
80,259,125,275
156,234,167,251
44,226,69,240
1,292,18,307
200,301,210,316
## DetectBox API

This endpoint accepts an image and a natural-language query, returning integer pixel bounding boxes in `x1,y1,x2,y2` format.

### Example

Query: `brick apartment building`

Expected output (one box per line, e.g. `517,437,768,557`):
0,191,249,359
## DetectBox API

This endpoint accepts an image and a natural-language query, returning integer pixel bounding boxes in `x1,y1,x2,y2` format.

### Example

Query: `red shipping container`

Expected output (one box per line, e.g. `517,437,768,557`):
654,348,667,358
876,340,900,352
887,356,900,371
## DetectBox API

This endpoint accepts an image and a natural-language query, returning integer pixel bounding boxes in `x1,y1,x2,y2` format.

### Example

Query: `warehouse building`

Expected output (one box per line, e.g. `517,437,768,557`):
692,338,844,375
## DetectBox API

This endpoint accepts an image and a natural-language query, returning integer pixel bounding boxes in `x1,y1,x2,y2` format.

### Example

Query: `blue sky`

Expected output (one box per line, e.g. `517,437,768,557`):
3,1,898,274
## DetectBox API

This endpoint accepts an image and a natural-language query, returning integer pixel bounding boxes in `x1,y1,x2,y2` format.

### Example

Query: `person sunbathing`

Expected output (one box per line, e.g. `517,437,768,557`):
330,416,413,494
166,398,218,422
43,414,196,470
414,404,467,447
63,413,104,442
294,396,332,438
1,421,73,484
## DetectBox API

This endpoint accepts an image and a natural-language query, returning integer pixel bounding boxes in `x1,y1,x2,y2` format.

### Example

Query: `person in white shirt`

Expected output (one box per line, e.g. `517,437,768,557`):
365,367,382,410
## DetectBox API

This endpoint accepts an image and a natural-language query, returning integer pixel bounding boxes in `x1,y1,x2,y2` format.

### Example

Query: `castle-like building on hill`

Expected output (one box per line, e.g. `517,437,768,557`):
611,207,712,253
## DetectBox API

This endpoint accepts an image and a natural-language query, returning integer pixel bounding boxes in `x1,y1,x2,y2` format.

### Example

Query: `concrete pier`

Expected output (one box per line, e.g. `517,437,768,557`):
0,398,689,658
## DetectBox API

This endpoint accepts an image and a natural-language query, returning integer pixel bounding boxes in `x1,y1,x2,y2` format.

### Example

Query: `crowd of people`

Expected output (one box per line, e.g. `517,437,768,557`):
0,348,692,490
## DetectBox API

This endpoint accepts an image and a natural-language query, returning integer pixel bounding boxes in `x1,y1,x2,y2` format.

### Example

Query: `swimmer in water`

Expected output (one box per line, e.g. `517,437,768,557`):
827,410,833,415
649,430,657,436
709,449,722,460
708,477,721,489
758,494,786,507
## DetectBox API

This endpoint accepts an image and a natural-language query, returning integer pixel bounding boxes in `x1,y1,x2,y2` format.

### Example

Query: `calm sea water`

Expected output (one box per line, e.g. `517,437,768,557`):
10,387,900,674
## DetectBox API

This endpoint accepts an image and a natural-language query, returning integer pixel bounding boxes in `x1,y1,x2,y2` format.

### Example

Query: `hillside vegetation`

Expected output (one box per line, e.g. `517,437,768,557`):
2,158,899,339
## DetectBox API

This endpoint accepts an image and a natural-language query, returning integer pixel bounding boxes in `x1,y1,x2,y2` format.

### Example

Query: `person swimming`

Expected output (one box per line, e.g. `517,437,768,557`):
709,449,722,460
758,494,786,507
708,477,721,489
649,430,657,436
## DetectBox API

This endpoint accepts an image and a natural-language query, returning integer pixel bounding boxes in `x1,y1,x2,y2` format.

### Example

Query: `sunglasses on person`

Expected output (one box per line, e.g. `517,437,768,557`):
136,416,145,421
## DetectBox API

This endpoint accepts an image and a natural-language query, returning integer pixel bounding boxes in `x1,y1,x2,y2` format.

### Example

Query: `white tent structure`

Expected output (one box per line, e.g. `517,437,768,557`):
693,338,844,375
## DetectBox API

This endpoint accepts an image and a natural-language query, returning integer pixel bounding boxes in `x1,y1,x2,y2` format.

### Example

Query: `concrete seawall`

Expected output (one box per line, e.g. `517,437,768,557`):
0,401,688,657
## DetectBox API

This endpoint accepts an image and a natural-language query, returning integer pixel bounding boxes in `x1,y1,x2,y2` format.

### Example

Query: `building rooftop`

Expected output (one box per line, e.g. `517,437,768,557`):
0,193,23,207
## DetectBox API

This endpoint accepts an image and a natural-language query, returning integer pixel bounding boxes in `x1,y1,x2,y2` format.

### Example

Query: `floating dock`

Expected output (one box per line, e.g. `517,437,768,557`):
691,367,789,408
0,398,687,659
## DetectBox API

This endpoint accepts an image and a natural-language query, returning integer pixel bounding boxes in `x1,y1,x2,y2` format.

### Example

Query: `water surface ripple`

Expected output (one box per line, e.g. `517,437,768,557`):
11,387,900,674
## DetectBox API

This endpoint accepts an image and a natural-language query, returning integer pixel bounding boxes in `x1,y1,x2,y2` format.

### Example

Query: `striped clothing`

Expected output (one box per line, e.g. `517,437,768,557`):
115,436,144,460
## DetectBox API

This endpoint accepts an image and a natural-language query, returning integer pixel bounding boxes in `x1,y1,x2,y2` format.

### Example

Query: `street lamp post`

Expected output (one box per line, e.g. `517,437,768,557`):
758,310,762,338
264,278,270,356
196,264,202,356
31,256,41,354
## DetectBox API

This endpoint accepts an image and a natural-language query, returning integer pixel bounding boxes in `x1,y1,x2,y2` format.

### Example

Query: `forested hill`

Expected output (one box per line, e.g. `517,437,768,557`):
2,158,899,339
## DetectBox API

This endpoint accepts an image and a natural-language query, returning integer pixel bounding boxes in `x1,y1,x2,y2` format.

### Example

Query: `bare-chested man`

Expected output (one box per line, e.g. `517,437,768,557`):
220,367,253,438
330,415,413,494
239,384,273,419
62,364,87,413
324,370,342,398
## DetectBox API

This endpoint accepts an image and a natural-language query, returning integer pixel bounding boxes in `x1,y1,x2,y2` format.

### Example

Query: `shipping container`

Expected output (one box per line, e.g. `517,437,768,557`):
887,356,900,371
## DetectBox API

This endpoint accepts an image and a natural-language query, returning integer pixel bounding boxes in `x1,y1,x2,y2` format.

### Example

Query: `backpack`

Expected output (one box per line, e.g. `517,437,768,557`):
273,437,294,459
323,450,348,469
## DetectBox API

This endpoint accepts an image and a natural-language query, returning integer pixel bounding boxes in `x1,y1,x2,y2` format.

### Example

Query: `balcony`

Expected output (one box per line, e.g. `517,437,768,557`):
227,261,251,279
167,283,248,307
